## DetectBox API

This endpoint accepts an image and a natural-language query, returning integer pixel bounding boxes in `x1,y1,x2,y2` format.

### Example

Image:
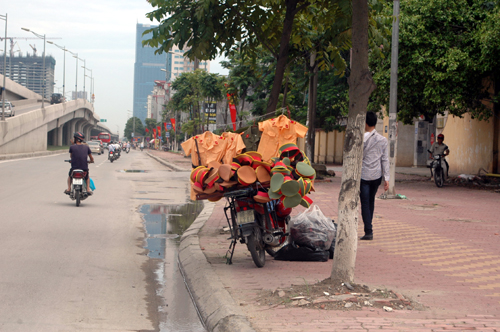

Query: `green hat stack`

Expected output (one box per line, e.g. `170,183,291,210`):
267,143,316,208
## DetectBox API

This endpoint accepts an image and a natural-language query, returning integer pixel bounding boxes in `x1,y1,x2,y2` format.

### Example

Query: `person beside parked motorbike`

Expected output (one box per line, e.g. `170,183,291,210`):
429,133,450,178
65,132,94,195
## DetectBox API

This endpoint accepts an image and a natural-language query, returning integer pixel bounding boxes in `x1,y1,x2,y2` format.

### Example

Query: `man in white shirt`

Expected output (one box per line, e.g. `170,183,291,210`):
360,112,390,240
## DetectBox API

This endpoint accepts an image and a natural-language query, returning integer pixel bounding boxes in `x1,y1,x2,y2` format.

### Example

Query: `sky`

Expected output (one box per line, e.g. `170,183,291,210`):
2,0,228,136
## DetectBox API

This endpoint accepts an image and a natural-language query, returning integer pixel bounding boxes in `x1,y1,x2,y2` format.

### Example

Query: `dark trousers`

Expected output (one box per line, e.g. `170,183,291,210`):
360,177,382,235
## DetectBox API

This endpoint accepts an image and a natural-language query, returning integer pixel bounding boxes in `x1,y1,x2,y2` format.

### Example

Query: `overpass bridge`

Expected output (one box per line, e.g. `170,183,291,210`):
0,74,112,155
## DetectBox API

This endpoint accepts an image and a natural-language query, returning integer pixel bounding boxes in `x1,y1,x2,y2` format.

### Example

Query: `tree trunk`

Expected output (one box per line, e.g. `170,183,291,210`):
305,52,318,163
282,74,290,108
238,91,247,129
330,0,376,284
265,0,302,118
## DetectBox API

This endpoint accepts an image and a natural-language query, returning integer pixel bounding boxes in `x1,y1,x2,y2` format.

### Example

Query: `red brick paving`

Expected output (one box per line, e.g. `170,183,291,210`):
154,151,500,331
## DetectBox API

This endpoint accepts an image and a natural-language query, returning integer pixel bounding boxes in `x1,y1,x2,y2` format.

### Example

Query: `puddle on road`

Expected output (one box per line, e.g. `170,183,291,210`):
141,201,203,258
140,201,206,332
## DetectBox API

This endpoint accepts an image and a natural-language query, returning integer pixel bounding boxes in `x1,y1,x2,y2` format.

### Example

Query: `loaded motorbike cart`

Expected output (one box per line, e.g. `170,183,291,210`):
220,186,289,268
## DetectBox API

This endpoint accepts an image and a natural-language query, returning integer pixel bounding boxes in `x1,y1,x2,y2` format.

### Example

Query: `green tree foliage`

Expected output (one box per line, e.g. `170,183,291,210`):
168,69,226,134
124,117,145,139
144,118,159,137
143,0,355,118
369,0,500,124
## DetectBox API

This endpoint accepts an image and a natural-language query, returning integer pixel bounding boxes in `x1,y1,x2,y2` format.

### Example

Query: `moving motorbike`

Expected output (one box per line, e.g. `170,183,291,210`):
428,149,446,187
222,187,289,268
109,150,117,163
65,160,92,207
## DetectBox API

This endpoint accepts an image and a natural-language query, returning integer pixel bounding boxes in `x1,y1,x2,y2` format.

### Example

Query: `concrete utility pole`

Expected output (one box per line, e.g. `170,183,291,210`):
1,13,7,121
386,0,400,197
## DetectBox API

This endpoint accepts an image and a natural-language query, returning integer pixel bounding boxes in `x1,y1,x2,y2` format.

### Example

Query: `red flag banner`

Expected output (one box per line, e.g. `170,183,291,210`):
227,93,237,131
157,125,162,137
164,122,167,131
145,128,149,133
170,118,176,132
153,128,157,139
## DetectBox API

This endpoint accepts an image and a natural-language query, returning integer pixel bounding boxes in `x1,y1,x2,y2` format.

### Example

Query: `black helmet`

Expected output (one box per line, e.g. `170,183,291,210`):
73,132,85,142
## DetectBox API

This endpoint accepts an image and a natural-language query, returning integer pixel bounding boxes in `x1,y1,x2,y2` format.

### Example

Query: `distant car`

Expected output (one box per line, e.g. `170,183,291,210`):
0,101,15,117
102,142,108,150
50,93,64,104
90,140,104,154
88,141,102,155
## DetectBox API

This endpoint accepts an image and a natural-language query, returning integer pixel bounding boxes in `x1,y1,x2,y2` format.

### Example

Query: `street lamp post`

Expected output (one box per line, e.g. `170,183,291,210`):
47,41,67,101
21,27,46,109
81,59,86,101
1,13,8,121
70,52,82,100
82,66,92,103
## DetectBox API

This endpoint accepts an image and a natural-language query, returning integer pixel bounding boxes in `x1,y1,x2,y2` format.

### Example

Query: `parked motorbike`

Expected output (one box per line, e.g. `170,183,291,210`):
109,150,117,163
428,149,446,187
65,160,92,207
223,187,289,268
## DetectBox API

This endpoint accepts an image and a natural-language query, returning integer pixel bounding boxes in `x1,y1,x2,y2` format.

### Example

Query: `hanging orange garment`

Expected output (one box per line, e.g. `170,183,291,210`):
221,132,246,164
257,115,308,162
181,131,228,167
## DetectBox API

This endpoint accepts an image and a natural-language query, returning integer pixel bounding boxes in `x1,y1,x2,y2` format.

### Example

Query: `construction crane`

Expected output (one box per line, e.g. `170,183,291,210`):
0,37,62,56
29,44,37,56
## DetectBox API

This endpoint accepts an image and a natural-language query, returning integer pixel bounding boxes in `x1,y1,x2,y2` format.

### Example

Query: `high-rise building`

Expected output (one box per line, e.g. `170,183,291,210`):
133,23,167,123
164,45,211,82
0,53,56,99
133,23,211,124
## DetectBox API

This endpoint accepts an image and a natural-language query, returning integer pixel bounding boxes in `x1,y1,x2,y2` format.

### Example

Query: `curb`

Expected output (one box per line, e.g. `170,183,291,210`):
146,152,190,172
178,202,257,332
0,150,66,161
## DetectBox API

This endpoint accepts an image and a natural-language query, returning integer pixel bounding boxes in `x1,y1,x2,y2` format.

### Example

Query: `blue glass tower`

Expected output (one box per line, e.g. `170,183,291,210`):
133,23,167,124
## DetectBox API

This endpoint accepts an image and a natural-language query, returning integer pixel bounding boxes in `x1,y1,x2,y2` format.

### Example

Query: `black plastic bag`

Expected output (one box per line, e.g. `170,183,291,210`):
274,242,329,262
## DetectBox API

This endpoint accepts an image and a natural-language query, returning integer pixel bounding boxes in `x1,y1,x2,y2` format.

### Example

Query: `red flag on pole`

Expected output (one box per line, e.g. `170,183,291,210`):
145,128,149,133
153,128,157,139
164,122,167,131
157,125,161,137
227,93,237,131
170,118,176,132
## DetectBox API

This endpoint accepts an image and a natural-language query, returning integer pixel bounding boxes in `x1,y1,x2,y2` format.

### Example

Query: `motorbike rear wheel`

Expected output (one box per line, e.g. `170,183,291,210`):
246,227,265,268
434,167,444,187
75,189,81,207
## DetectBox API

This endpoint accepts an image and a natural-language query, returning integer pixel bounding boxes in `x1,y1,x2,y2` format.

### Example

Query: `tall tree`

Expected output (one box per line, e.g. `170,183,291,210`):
143,0,351,119
124,117,145,139
369,0,500,123
330,0,376,283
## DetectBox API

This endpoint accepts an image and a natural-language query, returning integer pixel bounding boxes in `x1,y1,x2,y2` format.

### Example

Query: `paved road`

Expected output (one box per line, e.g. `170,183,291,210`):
0,150,201,331
9,102,44,116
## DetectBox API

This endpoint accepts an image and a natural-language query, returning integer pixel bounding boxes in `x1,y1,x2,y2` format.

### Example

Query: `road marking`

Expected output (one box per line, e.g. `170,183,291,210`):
95,159,107,168
0,152,65,164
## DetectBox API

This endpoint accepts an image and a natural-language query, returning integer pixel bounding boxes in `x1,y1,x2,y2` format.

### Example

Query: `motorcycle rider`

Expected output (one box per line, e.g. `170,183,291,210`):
113,141,121,157
429,133,450,178
65,132,94,195
108,140,116,159
140,141,144,151
126,141,130,152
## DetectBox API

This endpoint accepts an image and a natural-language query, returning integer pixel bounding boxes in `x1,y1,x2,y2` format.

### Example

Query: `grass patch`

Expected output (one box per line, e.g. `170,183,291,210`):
47,145,70,151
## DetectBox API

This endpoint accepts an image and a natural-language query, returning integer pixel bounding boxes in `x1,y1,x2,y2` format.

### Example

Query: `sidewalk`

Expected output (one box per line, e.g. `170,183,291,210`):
152,151,500,331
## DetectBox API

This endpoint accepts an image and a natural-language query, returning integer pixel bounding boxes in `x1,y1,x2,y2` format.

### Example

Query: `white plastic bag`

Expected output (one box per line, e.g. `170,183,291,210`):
290,205,336,251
